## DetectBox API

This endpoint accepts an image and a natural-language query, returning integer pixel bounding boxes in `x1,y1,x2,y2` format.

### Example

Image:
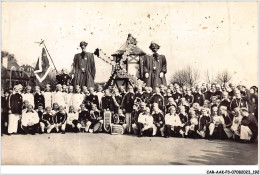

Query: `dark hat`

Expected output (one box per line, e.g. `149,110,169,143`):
149,41,160,50
80,41,88,47
38,103,44,107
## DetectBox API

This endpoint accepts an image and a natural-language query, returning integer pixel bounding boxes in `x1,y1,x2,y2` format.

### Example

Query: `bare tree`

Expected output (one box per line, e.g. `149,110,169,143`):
216,70,232,84
205,69,216,84
184,65,200,86
170,65,200,86
170,69,186,86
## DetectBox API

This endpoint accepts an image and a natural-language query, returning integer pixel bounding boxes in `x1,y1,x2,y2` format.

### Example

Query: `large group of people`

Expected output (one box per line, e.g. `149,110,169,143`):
1,81,258,143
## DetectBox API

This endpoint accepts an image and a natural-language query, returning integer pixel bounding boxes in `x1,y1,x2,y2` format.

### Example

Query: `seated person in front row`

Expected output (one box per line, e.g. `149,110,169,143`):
40,106,54,134
89,104,103,133
230,107,243,139
240,107,258,143
208,106,226,139
131,104,140,135
164,106,184,138
77,104,91,133
112,108,127,134
137,107,153,137
185,109,199,138
66,106,79,132
152,103,165,137
53,106,67,134
21,105,40,135
197,108,211,139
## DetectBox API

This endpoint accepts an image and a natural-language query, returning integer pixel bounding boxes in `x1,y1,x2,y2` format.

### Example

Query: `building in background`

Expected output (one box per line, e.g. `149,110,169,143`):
1,51,35,90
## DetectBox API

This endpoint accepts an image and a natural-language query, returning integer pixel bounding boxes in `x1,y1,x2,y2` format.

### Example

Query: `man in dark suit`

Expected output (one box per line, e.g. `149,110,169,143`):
56,68,71,85
8,85,23,135
71,41,96,88
143,41,167,90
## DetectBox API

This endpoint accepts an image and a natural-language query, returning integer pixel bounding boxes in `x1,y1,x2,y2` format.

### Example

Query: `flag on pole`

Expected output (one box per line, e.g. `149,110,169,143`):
34,46,52,82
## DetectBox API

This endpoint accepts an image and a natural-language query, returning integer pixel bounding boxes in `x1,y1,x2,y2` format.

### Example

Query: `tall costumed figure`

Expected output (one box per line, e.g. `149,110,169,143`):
143,41,167,90
71,41,96,88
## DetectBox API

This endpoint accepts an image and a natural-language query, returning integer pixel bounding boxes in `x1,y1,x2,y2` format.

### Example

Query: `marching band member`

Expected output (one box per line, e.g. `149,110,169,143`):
121,85,136,133
85,87,99,110
165,97,176,114
89,104,103,133
164,106,184,138
112,109,127,133
112,88,122,112
66,106,79,132
230,89,248,112
230,107,243,139
51,103,59,115
141,86,152,104
185,109,199,138
65,86,74,111
218,92,231,112
22,86,34,108
193,86,205,107
101,89,114,112
137,107,154,137
220,106,233,139
82,86,90,98
173,85,182,103
22,100,30,112
42,84,53,110
152,103,164,136
150,87,164,111
185,88,194,106
71,85,85,111
135,86,143,99
208,106,226,139
164,89,172,107
240,107,258,143
197,108,211,138
53,106,67,134
56,68,71,85
34,86,45,109
96,85,104,109
1,90,9,135
21,104,39,135
77,104,91,133
52,84,66,109
40,106,54,134
7,85,23,135
179,106,189,135
131,104,140,135
36,103,45,123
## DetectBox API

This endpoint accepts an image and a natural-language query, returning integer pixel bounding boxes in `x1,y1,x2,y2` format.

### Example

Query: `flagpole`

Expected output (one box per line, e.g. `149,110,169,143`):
37,40,58,74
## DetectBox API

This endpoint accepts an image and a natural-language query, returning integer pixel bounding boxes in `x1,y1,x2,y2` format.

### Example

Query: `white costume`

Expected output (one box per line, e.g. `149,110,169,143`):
42,91,53,108
22,93,34,107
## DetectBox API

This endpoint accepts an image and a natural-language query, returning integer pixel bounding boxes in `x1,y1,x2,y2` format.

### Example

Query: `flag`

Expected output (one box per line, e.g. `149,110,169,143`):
34,46,51,82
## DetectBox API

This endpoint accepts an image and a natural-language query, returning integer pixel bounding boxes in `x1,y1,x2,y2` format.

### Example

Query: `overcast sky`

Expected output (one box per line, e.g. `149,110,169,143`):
2,2,258,86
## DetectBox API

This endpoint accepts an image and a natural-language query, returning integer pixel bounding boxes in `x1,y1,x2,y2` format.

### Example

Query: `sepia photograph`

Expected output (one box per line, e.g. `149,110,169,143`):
1,1,258,170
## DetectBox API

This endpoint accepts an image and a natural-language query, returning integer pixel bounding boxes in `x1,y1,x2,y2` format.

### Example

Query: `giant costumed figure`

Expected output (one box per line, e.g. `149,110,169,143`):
143,41,167,90
71,41,96,88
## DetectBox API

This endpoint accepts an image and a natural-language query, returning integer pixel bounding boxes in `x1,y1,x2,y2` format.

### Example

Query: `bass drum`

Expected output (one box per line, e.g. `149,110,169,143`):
111,124,124,135
93,122,101,133
103,110,112,132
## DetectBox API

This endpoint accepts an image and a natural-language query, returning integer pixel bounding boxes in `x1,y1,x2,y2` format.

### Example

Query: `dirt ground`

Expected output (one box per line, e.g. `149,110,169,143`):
1,133,258,165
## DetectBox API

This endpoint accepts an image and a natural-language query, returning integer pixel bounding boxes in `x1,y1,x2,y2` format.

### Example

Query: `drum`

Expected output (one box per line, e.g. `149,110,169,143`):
111,124,124,135
103,110,112,132
93,122,101,133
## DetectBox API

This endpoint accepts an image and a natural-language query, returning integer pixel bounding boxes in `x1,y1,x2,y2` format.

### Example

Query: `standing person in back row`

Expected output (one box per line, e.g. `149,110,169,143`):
71,41,96,88
143,41,167,90
8,85,23,135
